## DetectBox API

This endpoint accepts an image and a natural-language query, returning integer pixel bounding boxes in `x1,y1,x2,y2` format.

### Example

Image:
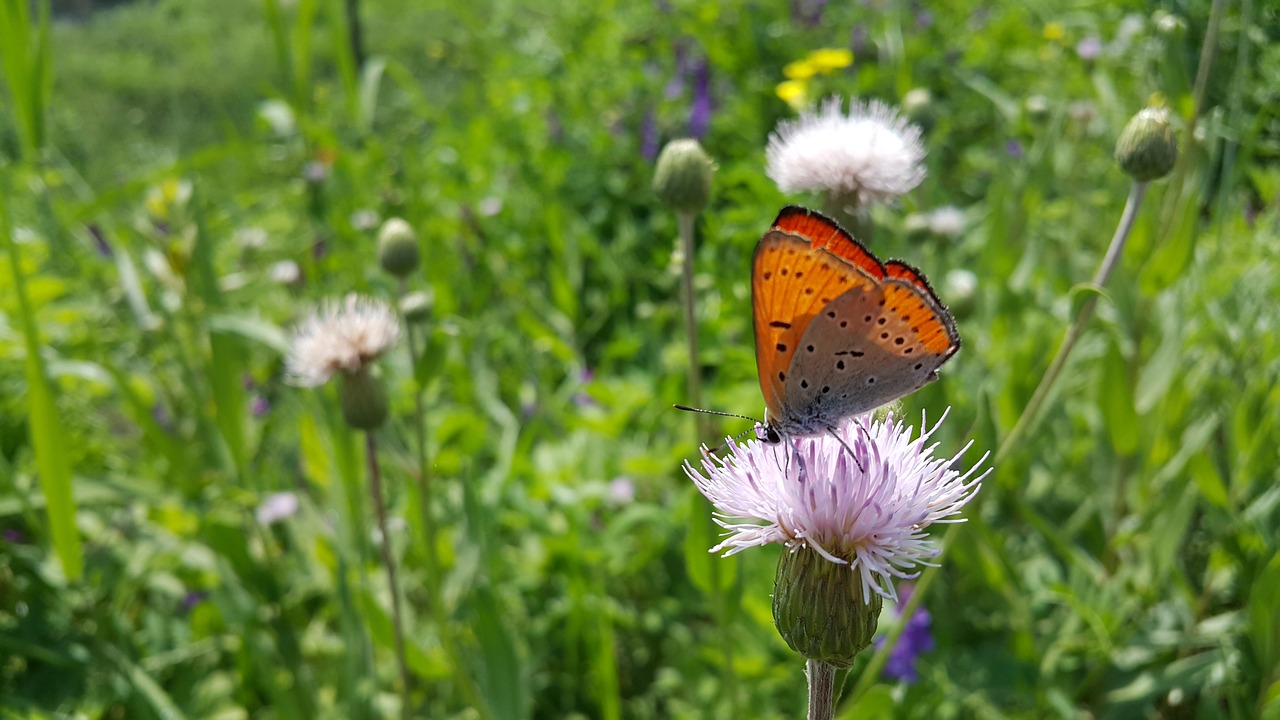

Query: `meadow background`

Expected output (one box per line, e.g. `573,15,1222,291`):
1,0,1278,718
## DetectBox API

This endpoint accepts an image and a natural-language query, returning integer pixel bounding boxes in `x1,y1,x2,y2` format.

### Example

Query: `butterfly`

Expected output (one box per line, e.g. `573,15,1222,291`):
752,205,960,441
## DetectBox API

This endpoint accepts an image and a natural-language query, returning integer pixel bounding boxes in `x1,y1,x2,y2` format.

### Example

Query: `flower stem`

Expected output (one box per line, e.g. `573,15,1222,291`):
852,182,1149,703
807,660,837,720
677,209,738,711
396,283,486,714
677,210,707,437
365,430,413,719
994,181,1147,464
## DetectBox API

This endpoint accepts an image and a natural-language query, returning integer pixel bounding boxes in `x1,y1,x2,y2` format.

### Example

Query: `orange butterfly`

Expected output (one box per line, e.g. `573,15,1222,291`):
752,206,960,440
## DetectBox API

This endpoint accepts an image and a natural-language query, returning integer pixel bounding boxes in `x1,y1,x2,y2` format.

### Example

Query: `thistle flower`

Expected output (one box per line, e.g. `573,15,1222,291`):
256,491,299,525
766,97,926,208
286,295,400,388
287,295,400,429
685,411,986,603
686,411,985,666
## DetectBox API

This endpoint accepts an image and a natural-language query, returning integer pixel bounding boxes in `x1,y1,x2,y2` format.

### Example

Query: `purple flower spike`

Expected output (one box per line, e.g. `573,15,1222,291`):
641,110,660,161
878,583,936,683
689,59,712,139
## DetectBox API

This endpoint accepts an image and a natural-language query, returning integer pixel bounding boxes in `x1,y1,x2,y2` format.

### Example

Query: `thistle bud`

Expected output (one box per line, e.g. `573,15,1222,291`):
339,366,389,430
1114,107,1178,182
400,290,433,323
772,547,882,667
377,217,420,277
653,139,714,214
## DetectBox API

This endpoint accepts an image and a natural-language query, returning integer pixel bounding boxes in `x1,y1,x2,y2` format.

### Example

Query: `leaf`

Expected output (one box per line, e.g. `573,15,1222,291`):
1099,338,1139,456
472,584,530,720
1,185,81,580
1135,320,1181,414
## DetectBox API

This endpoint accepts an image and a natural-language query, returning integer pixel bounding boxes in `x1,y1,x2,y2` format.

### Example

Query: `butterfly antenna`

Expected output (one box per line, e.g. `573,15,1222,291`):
672,405,760,423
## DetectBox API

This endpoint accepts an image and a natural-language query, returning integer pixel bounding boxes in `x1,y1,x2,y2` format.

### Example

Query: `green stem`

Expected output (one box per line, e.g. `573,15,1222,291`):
807,660,836,720
677,210,706,436
853,182,1149,702
397,284,485,715
365,431,412,719
995,181,1147,464
677,209,738,711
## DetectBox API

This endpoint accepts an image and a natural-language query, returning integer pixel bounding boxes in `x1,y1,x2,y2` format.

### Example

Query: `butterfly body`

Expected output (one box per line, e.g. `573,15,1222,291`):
752,206,960,438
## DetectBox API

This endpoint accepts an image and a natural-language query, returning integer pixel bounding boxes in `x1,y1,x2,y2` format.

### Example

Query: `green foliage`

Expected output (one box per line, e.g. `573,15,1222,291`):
1,0,1278,717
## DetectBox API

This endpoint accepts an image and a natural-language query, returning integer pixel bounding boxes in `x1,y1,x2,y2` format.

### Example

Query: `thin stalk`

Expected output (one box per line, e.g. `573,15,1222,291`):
853,182,1150,702
995,181,1147,462
807,660,836,720
677,210,706,437
396,283,484,713
676,210,737,711
365,431,412,720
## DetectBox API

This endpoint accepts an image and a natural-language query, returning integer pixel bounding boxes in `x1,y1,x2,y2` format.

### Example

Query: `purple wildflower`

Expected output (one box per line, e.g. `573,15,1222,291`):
2,528,24,544
573,368,597,407
641,110,660,161
256,491,299,526
1076,36,1103,61
1006,139,1024,158
689,59,712,139
877,583,936,683
180,590,207,614
791,0,827,27
152,403,174,432
252,395,270,417
86,224,113,258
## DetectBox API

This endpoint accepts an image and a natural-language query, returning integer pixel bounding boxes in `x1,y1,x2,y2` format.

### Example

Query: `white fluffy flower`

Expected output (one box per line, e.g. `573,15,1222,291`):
685,411,986,602
286,294,400,387
927,206,967,237
766,97,926,206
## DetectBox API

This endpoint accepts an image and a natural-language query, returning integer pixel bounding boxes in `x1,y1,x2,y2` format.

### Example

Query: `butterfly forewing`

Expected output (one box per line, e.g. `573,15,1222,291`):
752,232,879,420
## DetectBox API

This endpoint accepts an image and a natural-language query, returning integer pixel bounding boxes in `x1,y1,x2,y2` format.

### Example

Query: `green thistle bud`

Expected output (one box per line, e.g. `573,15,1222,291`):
653,139,714,214
399,290,433,323
1114,107,1178,182
377,217,420,277
339,366,389,430
772,548,882,667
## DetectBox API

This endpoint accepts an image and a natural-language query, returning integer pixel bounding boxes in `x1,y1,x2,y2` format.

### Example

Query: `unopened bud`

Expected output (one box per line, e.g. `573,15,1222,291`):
400,290,433,323
653,139,714,214
377,217,420,277
772,548,882,667
1115,106,1178,182
340,366,389,430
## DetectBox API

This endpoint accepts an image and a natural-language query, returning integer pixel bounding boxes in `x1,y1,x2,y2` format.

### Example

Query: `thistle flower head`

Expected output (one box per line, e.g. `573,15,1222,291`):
286,294,400,387
766,97,926,207
684,410,986,603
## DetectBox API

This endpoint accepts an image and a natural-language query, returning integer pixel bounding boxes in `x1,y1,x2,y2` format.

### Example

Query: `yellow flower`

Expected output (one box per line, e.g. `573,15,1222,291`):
807,48,853,73
1043,22,1065,42
776,79,810,110
784,59,818,80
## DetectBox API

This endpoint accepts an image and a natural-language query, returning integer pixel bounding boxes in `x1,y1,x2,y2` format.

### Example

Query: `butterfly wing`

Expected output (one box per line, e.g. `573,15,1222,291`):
773,205,886,280
752,231,879,424
780,278,959,428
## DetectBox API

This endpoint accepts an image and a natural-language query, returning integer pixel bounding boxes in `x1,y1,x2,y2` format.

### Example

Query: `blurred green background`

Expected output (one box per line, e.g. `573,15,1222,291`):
1,0,1278,718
